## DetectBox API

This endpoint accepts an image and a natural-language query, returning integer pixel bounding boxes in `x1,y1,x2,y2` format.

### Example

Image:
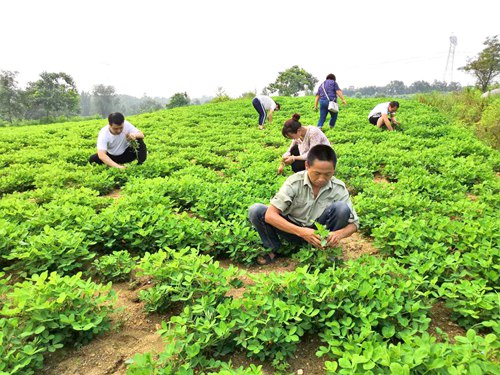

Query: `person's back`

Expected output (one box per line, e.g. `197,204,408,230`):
252,95,280,130
368,101,400,131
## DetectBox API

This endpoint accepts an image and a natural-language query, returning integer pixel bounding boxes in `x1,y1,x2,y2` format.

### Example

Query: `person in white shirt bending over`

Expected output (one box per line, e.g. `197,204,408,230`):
252,95,281,130
368,101,400,131
89,112,147,169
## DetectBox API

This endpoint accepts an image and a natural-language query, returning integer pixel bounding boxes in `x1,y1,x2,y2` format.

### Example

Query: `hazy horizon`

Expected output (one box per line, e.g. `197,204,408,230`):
2,0,499,98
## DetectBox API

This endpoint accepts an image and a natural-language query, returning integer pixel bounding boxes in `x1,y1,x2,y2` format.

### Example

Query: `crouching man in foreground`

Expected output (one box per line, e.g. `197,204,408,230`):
89,112,147,169
249,144,359,265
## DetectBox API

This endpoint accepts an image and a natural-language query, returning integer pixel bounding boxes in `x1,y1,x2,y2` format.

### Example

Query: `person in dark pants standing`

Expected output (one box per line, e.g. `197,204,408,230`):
89,112,147,169
249,144,359,265
314,73,347,131
252,95,280,130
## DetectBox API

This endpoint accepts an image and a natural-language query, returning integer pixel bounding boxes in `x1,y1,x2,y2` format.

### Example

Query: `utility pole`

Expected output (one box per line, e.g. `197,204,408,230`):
444,35,458,83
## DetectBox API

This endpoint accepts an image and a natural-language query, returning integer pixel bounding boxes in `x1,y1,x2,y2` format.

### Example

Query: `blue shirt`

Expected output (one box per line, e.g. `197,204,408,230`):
316,80,340,101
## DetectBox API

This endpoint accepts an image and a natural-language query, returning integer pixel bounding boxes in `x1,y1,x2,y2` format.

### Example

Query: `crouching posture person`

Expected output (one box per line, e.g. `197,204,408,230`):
249,144,359,265
89,112,147,169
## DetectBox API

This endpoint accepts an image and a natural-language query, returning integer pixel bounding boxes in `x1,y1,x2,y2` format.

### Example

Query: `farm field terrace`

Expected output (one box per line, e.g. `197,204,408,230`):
0,97,499,374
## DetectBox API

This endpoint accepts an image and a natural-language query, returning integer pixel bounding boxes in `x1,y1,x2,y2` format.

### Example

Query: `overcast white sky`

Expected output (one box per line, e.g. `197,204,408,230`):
1,0,499,98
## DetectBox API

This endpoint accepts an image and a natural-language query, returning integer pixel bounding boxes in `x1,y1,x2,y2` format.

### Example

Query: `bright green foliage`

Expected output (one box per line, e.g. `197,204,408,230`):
136,247,242,312
24,71,80,120
292,222,344,270
5,226,95,277
323,330,499,374
92,250,138,282
266,65,318,96
0,96,499,372
460,35,500,92
417,89,500,148
167,92,190,109
0,271,116,374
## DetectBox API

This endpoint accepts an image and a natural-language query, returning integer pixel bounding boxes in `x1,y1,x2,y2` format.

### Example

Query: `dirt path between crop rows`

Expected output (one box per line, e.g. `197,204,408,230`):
41,232,464,375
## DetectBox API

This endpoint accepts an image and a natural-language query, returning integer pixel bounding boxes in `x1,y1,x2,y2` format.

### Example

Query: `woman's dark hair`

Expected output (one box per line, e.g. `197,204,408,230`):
389,101,399,108
108,112,125,125
326,73,336,81
306,144,337,168
275,102,281,110
282,113,302,137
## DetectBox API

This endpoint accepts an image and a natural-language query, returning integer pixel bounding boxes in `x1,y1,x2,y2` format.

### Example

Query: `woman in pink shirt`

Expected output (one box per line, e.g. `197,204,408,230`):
278,113,331,174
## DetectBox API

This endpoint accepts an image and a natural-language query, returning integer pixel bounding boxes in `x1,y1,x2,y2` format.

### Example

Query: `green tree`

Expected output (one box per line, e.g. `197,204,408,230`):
460,35,500,92
266,65,318,96
239,90,256,100
137,96,163,113
409,80,432,94
167,92,190,109
92,84,117,118
24,72,79,121
0,70,23,123
80,91,92,116
210,87,230,103
385,80,407,95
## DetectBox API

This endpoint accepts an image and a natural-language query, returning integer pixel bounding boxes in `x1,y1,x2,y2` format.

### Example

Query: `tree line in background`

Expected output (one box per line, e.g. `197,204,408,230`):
1,36,497,125
343,80,462,98
0,71,176,125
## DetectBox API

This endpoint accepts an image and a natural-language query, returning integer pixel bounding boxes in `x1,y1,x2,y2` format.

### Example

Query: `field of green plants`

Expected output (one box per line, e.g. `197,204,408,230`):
0,97,499,374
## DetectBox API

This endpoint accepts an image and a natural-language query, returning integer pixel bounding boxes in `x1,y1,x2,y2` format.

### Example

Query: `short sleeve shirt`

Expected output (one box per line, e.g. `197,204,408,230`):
96,120,139,155
316,80,340,101
368,102,395,119
255,95,277,111
270,171,359,228
283,126,331,159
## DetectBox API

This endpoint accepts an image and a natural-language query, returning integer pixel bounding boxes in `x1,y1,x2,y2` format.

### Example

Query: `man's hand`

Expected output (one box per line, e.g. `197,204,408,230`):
326,230,345,247
117,164,127,170
313,106,318,112
283,156,294,165
126,133,137,141
298,227,322,248
341,98,347,105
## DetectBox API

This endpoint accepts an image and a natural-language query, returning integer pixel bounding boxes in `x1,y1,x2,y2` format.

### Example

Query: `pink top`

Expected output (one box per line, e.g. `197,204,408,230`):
283,126,331,160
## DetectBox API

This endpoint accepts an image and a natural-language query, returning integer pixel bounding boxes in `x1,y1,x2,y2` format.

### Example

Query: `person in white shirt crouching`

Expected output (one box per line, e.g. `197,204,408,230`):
89,112,147,169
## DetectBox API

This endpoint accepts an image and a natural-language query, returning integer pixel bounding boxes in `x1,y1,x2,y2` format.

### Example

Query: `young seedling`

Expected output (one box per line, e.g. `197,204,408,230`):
314,222,330,248
314,222,343,265
129,138,140,160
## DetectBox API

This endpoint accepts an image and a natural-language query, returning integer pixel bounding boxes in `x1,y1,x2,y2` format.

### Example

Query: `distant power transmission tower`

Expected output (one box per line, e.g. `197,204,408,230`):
444,35,458,83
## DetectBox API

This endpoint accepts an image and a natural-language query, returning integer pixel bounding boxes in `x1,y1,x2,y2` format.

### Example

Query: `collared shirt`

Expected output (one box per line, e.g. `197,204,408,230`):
270,171,359,228
368,102,396,119
316,80,340,101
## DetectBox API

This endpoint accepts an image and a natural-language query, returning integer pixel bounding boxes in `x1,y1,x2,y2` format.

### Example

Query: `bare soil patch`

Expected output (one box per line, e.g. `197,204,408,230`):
467,193,478,201
373,171,390,184
105,188,122,199
340,232,379,261
428,301,467,343
41,283,166,375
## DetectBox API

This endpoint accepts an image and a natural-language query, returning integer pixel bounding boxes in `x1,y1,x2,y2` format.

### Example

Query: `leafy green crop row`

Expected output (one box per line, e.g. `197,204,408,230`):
0,96,498,373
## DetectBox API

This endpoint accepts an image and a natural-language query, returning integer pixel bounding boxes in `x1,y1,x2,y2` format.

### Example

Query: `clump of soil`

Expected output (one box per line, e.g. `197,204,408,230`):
105,188,122,199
